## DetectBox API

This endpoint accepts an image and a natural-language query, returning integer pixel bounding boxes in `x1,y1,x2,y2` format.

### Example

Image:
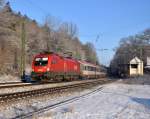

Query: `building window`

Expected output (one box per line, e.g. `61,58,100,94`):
131,64,138,68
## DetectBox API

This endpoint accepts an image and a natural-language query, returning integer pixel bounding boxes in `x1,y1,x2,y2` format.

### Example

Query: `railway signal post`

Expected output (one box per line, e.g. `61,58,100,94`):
20,20,26,78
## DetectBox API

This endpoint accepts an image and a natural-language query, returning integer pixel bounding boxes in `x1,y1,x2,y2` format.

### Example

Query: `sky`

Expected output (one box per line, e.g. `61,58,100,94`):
8,0,150,65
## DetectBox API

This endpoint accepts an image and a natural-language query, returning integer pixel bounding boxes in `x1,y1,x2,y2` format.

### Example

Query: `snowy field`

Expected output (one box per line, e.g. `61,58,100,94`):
35,82,150,119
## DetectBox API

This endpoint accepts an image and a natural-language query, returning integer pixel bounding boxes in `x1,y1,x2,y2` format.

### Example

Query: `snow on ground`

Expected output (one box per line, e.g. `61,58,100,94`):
0,75,20,83
0,66,31,83
36,82,150,119
121,75,150,85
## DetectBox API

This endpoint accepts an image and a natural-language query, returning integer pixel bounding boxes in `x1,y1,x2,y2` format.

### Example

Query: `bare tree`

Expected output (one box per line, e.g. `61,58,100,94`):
110,29,150,76
83,42,98,64
43,15,60,52
59,22,78,39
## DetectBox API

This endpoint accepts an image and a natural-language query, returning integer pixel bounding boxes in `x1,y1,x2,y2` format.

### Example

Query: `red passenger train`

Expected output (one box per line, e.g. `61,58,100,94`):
31,52,105,82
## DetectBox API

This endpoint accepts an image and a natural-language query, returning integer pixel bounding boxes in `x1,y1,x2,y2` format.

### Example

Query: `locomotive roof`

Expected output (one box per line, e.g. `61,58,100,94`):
78,60,99,68
34,53,78,62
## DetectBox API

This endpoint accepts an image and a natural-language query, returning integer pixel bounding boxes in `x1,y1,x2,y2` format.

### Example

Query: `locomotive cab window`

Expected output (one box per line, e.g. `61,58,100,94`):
34,57,48,66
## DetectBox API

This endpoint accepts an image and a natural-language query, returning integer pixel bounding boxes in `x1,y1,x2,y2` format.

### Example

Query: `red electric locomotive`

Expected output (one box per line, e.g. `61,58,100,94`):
31,52,80,82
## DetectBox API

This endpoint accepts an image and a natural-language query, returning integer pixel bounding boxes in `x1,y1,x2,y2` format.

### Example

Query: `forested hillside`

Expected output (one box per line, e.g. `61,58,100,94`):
0,3,98,75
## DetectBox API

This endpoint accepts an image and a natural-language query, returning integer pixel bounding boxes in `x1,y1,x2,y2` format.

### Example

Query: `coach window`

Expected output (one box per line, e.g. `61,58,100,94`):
90,67,93,71
87,66,89,71
85,66,88,70
90,66,93,71
84,66,86,70
88,66,91,71
81,65,84,70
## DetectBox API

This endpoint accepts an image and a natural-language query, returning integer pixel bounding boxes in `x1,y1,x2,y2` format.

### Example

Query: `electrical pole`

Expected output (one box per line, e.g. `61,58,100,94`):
140,46,143,75
94,34,100,78
20,20,26,77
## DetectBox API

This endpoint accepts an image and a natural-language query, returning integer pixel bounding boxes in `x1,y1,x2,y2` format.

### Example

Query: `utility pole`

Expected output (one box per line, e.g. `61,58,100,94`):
140,47,143,61
140,46,143,75
20,20,26,77
94,34,100,78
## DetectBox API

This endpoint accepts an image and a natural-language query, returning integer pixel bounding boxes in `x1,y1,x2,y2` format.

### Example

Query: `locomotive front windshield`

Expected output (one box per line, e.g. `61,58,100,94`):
34,57,48,66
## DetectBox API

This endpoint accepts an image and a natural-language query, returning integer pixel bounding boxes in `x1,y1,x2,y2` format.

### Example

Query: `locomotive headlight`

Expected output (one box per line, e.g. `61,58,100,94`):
47,68,50,71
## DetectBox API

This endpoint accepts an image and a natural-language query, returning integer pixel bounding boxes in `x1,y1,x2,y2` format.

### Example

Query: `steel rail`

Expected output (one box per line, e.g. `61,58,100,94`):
0,82,22,85
0,83,32,89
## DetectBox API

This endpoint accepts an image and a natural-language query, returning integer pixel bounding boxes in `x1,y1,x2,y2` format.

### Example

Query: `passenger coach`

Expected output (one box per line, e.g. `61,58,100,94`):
79,61,105,79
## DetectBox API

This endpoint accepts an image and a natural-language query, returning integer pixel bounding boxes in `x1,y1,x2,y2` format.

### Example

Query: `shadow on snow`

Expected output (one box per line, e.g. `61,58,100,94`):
131,97,150,109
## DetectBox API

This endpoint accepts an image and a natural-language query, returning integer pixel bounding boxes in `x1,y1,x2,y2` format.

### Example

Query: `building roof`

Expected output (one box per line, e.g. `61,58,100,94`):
130,57,143,64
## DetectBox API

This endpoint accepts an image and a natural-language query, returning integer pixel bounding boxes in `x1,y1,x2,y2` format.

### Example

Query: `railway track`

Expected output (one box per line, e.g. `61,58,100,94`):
0,79,115,119
0,79,111,103
0,78,107,89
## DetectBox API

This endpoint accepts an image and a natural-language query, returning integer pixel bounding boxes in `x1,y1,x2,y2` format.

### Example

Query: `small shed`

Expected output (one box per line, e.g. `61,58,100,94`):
129,57,143,76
